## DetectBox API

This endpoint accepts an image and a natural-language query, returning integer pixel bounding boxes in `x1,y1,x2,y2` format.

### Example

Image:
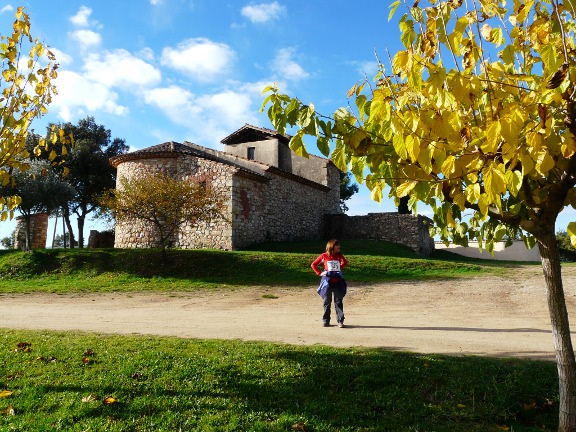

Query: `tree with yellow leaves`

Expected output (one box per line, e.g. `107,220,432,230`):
0,7,69,222
99,173,227,263
262,0,576,429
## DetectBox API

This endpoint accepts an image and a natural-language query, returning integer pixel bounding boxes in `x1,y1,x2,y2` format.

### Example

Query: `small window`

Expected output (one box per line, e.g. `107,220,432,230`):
247,147,255,160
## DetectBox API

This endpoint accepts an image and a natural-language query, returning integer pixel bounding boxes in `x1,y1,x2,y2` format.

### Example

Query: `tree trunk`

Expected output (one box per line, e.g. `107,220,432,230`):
538,228,576,431
77,215,85,249
63,206,75,249
25,214,32,252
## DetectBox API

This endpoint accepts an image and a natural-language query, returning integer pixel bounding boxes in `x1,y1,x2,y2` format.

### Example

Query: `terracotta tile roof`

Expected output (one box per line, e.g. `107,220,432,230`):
109,141,268,181
109,126,333,191
220,123,291,145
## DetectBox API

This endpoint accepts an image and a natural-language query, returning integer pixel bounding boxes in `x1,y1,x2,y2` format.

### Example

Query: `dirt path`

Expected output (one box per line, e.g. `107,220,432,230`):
2,265,576,360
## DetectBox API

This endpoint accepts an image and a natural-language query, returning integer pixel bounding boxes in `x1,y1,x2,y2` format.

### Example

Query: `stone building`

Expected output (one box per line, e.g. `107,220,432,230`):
109,124,435,255
14,213,49,250
110,124,341,250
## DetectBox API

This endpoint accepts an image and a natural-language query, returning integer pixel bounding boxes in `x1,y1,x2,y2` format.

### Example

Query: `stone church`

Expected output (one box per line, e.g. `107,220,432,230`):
110,124,341,250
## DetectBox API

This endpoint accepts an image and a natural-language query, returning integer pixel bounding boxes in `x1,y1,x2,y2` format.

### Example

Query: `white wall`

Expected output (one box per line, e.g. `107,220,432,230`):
435,240,541,262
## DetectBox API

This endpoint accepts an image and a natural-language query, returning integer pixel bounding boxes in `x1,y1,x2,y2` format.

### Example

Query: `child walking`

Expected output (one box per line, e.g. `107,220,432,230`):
311,239,348,327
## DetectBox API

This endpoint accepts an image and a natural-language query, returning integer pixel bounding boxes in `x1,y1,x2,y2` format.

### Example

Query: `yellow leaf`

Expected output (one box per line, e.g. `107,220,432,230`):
536,152,555,175
0,390,13,398
457,403,467,408
393,133,408,160
417,145,433,174
452,190,466,210
392,51,411,76
482,121,501,154
370,181,384,203
465,183,481,203
397,181,418,198
48,150,57,161
484,164,507,201
567,222,576,248
405,135,421,162
441,155,456,177
506,170,523,197
521,153,535,177
103,396,118,405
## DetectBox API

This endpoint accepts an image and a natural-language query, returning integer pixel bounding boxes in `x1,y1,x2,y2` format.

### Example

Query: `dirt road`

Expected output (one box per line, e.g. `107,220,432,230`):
2,265,576,361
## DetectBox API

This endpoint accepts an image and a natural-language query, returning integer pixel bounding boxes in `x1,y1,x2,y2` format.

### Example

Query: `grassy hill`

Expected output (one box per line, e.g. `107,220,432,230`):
0,240,523,294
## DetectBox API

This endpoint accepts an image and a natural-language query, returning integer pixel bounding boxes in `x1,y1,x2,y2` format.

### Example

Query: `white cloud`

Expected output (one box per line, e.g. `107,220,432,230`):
161,38,235,82
70,6,93,27
69,29,102,51
197,91,254,128
272,48,308,81
0,5,14,14
149,0,163,4
144,85,259,146
241,2,285,23
138,47,155,62
355,60,379,77
144,86,201,121
83,49,162,89
51,70,128,121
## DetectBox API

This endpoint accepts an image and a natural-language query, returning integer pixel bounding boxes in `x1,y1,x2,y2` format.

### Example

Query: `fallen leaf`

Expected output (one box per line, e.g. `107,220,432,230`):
1,405,15,416
131,372,143,380
36,356,44,361
496,426,510,431
84,349,94,356
15,342,31,352
82,394,98,403
456,403,466,408
103,396,118,405
523,401,537,410
0,390,13,399
292,423,308,431
82,357,91,365
48,356,57,363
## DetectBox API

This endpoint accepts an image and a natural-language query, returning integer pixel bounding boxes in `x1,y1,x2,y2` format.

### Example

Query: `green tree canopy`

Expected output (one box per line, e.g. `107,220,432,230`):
339,171,359,213
38,117,129,248
262,1,576,429
1,160,75,250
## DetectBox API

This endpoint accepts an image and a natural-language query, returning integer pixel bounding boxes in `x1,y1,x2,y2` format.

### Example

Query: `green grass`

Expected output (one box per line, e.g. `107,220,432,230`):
0,330,558,431
0,240,520,294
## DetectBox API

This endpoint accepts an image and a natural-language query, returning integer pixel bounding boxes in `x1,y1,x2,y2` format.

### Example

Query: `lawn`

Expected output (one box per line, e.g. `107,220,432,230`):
0,240,522,294
0,330,558,431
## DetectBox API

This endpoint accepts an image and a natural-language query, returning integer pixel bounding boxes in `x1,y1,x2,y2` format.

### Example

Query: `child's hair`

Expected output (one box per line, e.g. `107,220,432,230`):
325,239,340,255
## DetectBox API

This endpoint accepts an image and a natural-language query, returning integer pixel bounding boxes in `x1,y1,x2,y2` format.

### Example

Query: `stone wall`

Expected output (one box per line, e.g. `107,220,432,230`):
114,155,234,250
88,230,115,248
324,212,435,256
14,213,49,250
114,152,341,251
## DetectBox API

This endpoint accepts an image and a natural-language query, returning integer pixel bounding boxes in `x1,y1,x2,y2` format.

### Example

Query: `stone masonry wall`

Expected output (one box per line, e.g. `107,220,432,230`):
231,164,340,249
324,212,435,256
14,213,49,249
114,155,234,250
114,152,342,251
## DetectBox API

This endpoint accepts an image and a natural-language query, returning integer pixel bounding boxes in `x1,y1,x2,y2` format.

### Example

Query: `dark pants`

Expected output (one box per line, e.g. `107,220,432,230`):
323,283,344,324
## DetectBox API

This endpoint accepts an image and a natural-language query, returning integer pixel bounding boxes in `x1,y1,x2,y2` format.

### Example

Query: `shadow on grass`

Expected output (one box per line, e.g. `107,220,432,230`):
0,244,499,289
2,334,559,432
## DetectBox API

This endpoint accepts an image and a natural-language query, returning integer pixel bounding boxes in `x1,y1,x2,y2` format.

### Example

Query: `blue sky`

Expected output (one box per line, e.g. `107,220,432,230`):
0,0,574,243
